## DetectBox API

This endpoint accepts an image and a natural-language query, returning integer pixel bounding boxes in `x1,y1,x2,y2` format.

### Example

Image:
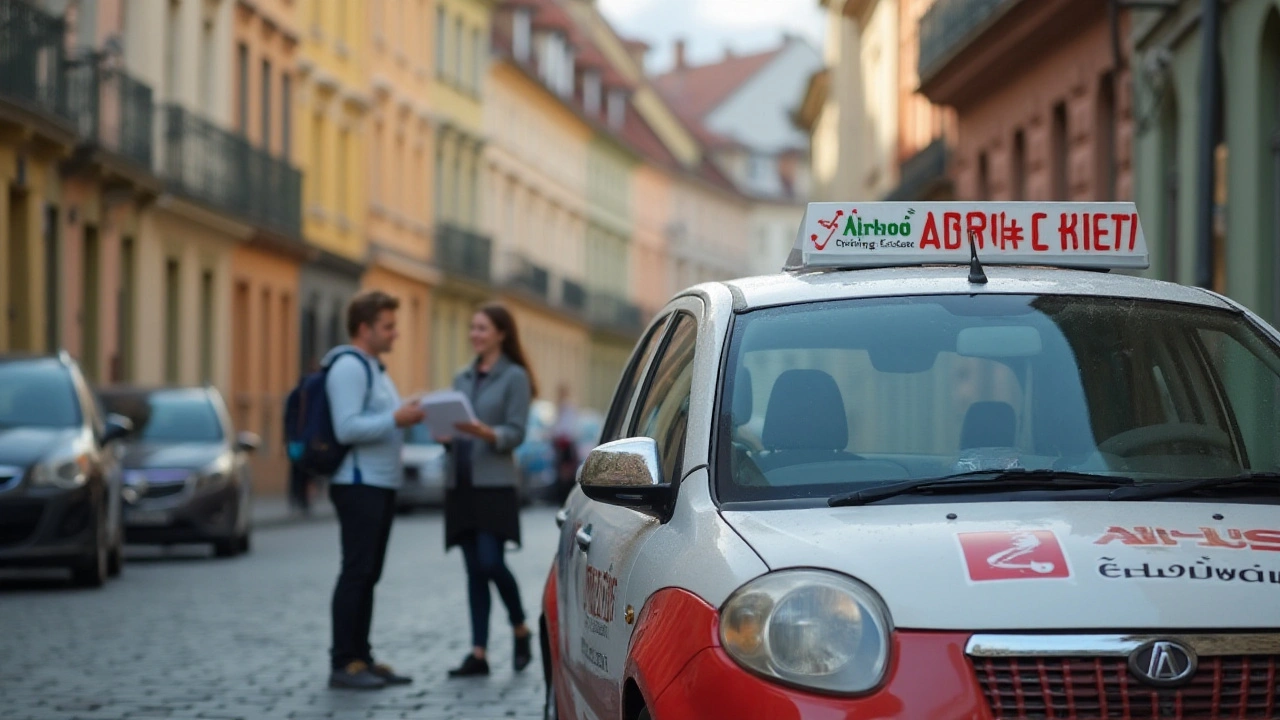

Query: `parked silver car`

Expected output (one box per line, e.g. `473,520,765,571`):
398,424,446,510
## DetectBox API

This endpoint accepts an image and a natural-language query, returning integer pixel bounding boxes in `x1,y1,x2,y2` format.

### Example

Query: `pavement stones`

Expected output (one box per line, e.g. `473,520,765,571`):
0,506,563,720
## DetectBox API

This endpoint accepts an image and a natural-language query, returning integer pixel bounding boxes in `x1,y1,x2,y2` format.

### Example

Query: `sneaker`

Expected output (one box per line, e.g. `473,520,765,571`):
370,662,413,685
514,632,533,672
447,653,491,678
329,660,387,690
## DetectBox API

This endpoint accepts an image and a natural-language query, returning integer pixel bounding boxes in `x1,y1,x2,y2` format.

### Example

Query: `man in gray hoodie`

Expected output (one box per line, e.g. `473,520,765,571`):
324,290,426,690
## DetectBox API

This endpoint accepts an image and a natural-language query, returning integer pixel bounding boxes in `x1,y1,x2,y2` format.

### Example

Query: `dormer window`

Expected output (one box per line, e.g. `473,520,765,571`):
607,88,626,129
513,9,531,63
583,70,601,116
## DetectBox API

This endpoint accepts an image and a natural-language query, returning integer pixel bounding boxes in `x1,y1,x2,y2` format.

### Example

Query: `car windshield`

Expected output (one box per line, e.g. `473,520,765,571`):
717,294,1280,503
104,391,224,443
0,361,81,428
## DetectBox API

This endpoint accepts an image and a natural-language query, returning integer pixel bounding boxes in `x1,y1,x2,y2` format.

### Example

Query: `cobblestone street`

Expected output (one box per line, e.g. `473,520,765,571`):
0,505,561,720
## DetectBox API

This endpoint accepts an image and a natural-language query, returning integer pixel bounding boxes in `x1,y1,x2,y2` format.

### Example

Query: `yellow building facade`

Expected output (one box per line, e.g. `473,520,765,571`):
484,57,593,406
429,0,497,391
362,0,440,397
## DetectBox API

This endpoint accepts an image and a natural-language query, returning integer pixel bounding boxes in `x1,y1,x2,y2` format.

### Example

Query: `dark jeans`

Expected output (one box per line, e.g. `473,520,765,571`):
329,484,396,670
289,462,311,511
459,530,526,649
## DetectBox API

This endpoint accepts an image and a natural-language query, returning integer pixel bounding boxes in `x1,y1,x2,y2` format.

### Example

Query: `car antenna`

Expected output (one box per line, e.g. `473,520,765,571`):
967,230,988,285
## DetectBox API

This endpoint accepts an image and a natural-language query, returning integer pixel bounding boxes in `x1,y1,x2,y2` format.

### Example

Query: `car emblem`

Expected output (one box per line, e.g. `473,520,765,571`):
1128,640,1197,687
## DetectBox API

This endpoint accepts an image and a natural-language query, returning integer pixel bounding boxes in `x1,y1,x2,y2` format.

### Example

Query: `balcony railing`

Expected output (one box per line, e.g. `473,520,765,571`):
885,138,949,201
436,223,493,284
919,0,1015,82
586,291,643,335
562,279,586,312
504,253,550,300
0,0,71,122
65,55,154,169
160,104,302,238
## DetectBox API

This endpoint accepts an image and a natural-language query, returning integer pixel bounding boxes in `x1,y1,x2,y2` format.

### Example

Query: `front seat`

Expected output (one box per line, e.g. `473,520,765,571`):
759,369,858,469
960,401,1017,449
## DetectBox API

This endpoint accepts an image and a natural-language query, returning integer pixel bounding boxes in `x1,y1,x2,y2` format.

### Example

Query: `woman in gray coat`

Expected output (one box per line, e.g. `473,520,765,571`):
442,302,536,678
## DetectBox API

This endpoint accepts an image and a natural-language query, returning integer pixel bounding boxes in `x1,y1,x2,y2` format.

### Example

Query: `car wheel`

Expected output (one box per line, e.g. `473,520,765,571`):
72,514,108,588
107,538,123,577
543,674,558,720
541,617,558,720
237,531,251,555
213,537,239,558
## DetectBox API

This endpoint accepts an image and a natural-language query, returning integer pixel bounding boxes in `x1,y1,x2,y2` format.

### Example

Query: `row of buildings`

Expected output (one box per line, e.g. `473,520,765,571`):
799,0,1280,329
0,0,819,491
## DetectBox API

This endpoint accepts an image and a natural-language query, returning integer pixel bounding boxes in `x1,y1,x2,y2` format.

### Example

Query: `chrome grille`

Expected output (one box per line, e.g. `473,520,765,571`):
968,634,1280,720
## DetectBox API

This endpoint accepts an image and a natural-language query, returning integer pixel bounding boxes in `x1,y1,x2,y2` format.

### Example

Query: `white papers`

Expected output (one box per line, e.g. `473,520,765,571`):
418,390,478,440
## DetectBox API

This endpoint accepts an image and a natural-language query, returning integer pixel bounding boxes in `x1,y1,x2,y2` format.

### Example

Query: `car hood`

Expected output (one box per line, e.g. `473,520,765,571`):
0,427,78,467
722,501,1280,631
121,442,224,470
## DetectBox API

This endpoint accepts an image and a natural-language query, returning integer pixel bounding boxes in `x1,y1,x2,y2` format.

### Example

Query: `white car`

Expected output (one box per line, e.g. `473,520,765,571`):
540,201,1280,720
398,425,446,509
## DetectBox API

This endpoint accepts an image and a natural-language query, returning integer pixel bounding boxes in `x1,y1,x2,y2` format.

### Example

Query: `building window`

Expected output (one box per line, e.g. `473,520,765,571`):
116,237,135,382
372,121,383,202
165,0,180,98
513,9,531,63
436,7,447,78
261,59,272,150
977,151,990,200
200,16,215,115
473,27,484,95
1012,129,1026,200
607,89,626,130
310,113,324,207
282,74,292,158
338,128,350,220
1097,71,1116,201
236,43,249,132
165,259,180,384
584,70,601,116
200,270,214,384
455,17,465,86
1052,101,1068,200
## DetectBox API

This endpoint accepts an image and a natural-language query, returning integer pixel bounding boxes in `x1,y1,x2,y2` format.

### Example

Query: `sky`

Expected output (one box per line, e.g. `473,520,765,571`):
598,0,827,75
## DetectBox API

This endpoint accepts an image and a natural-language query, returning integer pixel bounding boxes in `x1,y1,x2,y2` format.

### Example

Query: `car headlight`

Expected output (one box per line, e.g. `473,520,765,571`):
719,569,892,695
195,455,233,492
29,452,91,489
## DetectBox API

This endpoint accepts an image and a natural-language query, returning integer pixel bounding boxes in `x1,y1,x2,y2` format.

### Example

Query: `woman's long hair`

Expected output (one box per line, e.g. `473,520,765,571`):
479,302,539,397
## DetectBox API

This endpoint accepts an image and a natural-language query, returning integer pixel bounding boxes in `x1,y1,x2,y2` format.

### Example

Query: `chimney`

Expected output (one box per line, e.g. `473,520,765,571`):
674,39,686,70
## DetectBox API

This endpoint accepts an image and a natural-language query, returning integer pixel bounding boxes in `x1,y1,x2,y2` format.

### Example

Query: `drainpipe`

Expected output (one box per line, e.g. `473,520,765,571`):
1195,0,1221,289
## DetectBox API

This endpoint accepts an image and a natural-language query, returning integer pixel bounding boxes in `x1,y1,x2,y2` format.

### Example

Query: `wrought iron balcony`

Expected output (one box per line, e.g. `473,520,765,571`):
918,0,1016,83
885,138,950,201
0,0,72,124
159,104,302,238
561,278,586,312
586,291,643,335
64,54,154,170
436,223,493,284
504,253,550,300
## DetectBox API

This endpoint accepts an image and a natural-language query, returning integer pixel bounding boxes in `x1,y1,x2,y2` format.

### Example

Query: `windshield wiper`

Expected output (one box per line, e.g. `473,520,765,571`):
828,469,1136,507
1108,472,1280,501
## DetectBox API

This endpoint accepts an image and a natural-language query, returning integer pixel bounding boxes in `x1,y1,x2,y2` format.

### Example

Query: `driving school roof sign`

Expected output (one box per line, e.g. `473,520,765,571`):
784,201,1150,271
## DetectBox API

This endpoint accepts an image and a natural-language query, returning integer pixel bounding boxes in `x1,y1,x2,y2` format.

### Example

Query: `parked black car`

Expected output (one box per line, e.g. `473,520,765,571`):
0,352,133,587
98,386,258,557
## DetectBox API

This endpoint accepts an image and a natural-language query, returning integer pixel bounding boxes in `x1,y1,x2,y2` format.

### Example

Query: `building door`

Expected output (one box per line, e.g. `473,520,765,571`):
81,224,100,381
6,188,31,352
44,204,58,353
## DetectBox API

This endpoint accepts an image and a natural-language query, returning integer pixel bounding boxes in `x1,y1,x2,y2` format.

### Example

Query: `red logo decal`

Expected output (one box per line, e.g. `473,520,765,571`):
811,209,846,250
958,531,1071,581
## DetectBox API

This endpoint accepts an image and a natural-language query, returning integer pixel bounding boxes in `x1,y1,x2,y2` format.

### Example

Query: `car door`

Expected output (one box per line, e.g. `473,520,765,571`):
557,311,669,716
567,299,703,719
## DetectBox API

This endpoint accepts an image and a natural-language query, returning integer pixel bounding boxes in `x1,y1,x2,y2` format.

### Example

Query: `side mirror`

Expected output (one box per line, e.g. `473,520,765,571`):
236,431,262,453
102,413,134,445
579,437,672,513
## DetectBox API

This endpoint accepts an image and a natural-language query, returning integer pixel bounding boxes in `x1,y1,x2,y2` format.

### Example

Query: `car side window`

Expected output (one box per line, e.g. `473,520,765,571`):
629,313,698,484
600,315,669,444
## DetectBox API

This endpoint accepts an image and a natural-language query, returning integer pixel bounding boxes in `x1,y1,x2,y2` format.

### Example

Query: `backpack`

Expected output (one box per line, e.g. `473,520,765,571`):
284,350,373,477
